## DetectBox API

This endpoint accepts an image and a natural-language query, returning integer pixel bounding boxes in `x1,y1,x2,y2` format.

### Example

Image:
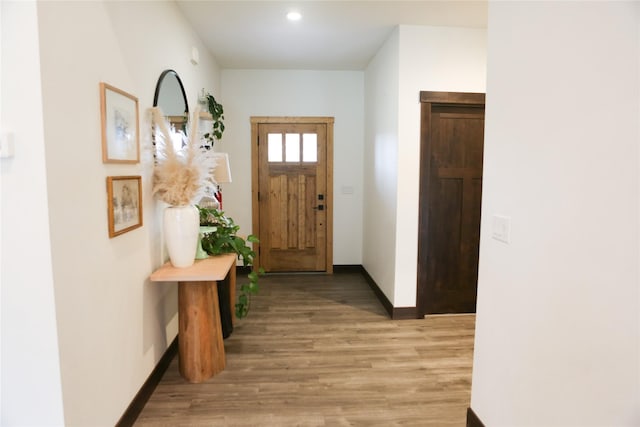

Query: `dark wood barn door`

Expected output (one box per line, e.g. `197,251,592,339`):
417,92,485,316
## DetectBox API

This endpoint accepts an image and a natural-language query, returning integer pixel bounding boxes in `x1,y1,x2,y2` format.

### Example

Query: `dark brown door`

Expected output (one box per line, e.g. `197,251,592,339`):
253,119,333,272
417,92,485,316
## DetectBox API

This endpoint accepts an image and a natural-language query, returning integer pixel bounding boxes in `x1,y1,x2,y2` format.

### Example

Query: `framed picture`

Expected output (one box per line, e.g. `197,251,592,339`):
100,82,140,163
107,176,143,238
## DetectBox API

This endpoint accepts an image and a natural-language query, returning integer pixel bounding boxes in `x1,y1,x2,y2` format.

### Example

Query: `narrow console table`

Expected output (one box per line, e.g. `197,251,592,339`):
150,253,236,383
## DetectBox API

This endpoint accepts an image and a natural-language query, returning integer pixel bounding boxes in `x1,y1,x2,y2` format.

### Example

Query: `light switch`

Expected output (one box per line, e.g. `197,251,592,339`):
0,131,15,158
341,185,354,195
492,215,511,244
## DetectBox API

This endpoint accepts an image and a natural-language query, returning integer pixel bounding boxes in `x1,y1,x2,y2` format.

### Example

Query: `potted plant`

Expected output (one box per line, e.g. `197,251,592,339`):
198,206,264,320
151,107,217,268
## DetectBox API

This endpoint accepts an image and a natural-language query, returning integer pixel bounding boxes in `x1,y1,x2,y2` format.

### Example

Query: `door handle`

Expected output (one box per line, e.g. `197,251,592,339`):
313,205,325,211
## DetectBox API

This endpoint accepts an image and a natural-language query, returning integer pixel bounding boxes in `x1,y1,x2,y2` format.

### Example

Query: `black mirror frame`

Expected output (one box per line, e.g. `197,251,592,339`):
153,69,189,116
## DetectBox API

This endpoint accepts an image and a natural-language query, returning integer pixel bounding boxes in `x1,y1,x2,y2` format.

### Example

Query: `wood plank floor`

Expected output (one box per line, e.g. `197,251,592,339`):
135,271,475,426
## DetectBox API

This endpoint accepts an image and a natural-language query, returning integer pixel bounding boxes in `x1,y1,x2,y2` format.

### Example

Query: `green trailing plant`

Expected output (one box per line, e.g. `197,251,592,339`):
202,92,225,149
197,206,264,318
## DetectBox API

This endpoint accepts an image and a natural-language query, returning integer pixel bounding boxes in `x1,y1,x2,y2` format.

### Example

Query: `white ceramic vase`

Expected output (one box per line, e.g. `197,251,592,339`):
163,205,199,268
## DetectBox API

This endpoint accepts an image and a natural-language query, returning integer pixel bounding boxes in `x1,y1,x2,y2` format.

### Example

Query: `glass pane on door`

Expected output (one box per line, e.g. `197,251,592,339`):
302,133,317,162
268,133,283,162
285,133,300,162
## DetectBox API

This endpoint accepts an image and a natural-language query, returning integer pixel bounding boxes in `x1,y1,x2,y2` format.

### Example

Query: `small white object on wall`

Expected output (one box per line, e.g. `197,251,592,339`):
191,46,199,65
492,214,511,244
341,185,354,195
0,131,15,158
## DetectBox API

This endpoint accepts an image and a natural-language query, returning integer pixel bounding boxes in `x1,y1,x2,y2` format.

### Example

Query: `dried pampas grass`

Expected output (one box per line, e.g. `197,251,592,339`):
151,107,217,206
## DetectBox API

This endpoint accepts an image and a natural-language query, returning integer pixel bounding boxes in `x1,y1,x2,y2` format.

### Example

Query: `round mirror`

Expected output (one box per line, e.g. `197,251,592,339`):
153,69,188,131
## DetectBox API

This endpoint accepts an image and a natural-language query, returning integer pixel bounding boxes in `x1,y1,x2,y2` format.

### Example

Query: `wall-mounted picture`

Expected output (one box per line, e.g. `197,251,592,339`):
100,82,140,163
107,176,143,238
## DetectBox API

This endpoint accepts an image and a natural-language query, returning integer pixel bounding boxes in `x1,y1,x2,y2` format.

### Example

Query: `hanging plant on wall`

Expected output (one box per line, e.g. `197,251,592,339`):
201,91,225,149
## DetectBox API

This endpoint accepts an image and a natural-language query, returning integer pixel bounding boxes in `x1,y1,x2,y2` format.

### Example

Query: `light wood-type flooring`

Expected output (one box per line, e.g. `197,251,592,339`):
135,270,475,426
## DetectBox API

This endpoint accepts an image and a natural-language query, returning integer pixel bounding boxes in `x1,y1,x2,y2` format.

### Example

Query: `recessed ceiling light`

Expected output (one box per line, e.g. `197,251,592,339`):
287,11,302,21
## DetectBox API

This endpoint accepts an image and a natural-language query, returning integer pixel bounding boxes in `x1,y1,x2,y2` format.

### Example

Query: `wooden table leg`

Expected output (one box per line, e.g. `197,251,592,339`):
178,281,225,383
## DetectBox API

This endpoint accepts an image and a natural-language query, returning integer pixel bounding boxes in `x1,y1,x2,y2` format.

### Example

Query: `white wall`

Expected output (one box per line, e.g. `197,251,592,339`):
363,28,400,302
220,69,365,265
32,1,219,425
471,2,640,425
363,25,486,306
1,2,65,424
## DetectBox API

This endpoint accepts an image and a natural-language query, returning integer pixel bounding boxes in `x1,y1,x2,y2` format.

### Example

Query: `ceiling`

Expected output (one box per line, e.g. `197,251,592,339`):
176,1,488,70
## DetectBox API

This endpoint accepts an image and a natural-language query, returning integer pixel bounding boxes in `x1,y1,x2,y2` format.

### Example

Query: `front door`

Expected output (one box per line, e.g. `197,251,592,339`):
417,92,485,315
251,118,334,272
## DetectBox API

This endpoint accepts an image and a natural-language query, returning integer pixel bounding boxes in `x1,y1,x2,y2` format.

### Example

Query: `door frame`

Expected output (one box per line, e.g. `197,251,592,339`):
416,91,486,318
250,116,334,273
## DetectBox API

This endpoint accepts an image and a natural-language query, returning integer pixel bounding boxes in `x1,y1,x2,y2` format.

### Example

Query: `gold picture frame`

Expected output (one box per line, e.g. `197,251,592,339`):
100,82,140,163
107,176,143,238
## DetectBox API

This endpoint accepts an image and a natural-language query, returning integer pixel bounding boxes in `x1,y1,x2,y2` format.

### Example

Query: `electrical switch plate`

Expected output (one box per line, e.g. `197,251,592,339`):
0,131,15,158
492,215,511,244
341,185,354,195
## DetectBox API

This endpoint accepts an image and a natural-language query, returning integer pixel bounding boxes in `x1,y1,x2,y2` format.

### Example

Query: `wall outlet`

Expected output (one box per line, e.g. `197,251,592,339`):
492,215,511,243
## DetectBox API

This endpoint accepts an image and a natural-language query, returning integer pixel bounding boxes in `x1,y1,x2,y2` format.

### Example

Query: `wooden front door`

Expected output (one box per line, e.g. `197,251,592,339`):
251,118,334,272
417,92,485,316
